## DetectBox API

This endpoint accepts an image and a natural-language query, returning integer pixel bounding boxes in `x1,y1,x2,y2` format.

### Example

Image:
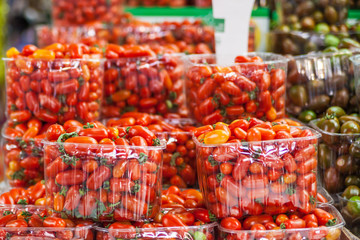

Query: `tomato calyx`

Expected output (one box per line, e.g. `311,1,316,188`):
60,154,79,167
57,132,79,143
102,181,110,190
59,186,68,196
170,152,181,167
152,138,161,146
21,211,32,222
285,186,296,195
17,199,28,205
208,155,218,167
209,211,217,222
216,173,225,183
11,169,25,180
131,183,141,194
326,218,337,226
3,210,13,216
96,199,107,215
138,152,148,164
280,223,286,229
309,195,316,205
83,122,94,129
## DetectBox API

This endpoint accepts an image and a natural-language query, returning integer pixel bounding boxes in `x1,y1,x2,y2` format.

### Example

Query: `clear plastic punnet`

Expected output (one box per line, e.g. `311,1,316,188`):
310,119,360,194
317,186,334,205
4,57,104,124
337,193,360,236
286,52,358,122
43,138,166,222
52,0,124,26
0,205,94,239
185,53,288,125
1,122,44,188
103,54,187,118
218,205,345,240
195,126,321,218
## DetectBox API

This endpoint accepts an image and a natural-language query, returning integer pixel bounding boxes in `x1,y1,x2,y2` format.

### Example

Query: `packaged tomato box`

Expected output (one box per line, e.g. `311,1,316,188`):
103,45,187,118
186,53,288,125
0,205,94,239
1,121,46,188
193,119,321,219
95,208,217,240
43,120,166,222
4,44,104,126
218,204,344,240
52,0,124,26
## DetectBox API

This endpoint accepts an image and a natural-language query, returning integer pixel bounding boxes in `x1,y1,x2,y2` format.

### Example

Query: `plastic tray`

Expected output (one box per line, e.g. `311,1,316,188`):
0,205,94,240
219,204,345,240
4,57,104,124
95,221,217,239
1,122,44,188
310,119,360,194
43,138,166,222
195,126,321,218
185,53,288,125
103,53,187,118
337,193,360,237
286,51,358,121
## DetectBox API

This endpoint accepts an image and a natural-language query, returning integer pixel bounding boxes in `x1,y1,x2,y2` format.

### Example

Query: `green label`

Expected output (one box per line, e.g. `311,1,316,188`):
214,18,225,33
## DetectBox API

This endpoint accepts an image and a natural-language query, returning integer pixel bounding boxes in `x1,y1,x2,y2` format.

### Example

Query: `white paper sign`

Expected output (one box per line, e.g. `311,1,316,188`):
212,0,255,64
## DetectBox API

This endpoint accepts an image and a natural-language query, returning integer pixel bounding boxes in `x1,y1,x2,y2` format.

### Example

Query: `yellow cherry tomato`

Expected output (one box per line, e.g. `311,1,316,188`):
203,130,229,144
6,47,20,58
31,49,55,60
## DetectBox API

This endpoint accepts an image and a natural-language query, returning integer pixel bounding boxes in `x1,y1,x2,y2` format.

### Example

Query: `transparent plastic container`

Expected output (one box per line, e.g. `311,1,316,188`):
276,0,349,28
1,123,44,188
219,204,344,240
186,53,288,125
52,0,124,26
286,52,358,121
195,126,321,218
337,193,360,237
0,205,94,239
43,139,166,222
4,57,104,124
95,221,216,240
103,54,187,118
310,119,360,194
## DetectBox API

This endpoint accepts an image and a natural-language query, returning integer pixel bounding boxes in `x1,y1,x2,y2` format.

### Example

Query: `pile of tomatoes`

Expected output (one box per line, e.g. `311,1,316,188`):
44,119,164,221
106,112,198,188
52,0,124,26
0,206,94,239
193,118,319,218
186,54,287,125
2,120,48,187
5,44,103,125
95,208,216,240
103,44,188,118
219,207,341,240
